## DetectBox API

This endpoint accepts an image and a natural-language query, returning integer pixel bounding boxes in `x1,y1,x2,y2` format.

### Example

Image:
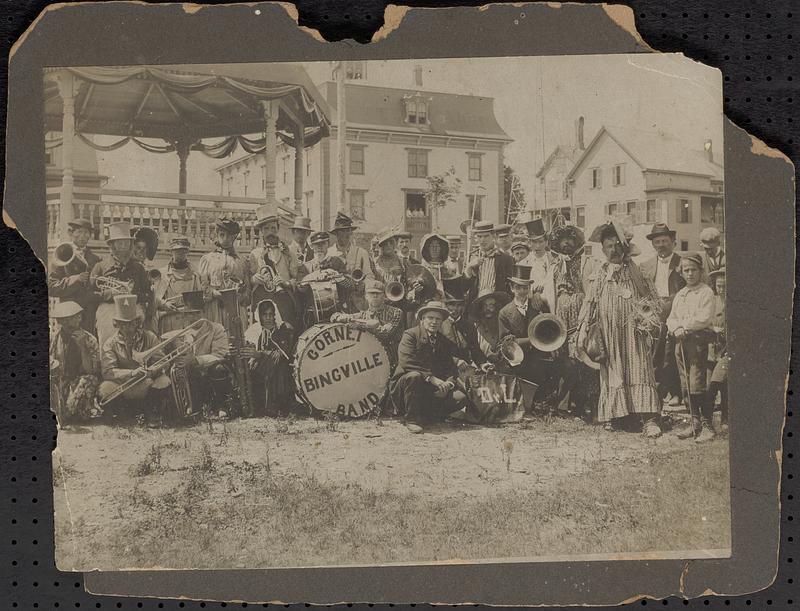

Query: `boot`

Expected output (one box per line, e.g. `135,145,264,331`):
695,421,716,443
675,417,701,439
695,396,716,443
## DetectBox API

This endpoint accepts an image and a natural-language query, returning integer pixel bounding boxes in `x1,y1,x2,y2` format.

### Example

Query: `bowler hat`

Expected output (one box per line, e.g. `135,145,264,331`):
254,202,279,226
51,301,83,319
416,300,450,320
646,222,677,241
290,216,312,231
67,218,93,231
112,294,140,322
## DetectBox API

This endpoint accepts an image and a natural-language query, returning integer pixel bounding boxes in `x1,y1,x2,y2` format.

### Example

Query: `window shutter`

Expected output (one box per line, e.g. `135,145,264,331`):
660,199,668,222
687,199,693,223
598,169,602,189
636,200,645,225
620,165,625,186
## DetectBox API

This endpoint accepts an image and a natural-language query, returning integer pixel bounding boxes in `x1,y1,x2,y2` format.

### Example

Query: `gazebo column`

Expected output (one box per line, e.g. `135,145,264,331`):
293,128,305,215
175,138,191,208
56,72,77,233
261,100,279,207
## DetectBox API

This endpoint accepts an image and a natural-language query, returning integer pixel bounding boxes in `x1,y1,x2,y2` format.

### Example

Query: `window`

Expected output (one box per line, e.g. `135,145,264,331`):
575,206,586,228
243,170,250,197
306,156,312,177
467,154,482,181
606,202,618,216
646,199,658,223
404,94,429,125
626,200,637,216
467,195,484,221
408,149,428,178
612,164,625,187
700,196,725,225
349,191,366,221
677,198,692,223
591,168,602,189
562,180,570,199
345,61,366,80
349,146,365,175
680,240,689,251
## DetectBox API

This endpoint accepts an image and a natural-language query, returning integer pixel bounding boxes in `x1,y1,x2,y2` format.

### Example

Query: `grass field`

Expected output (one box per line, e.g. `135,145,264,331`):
53,416,731,570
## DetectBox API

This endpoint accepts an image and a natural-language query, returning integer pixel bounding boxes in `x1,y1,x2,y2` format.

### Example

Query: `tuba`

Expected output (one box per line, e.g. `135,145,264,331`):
385,280,406,302
53,242,76,267
527,313,568,353
220,288,254,418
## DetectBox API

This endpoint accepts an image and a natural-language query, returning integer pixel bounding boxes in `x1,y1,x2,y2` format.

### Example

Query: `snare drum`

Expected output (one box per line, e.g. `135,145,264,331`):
303,281,339,326
294,323,392,417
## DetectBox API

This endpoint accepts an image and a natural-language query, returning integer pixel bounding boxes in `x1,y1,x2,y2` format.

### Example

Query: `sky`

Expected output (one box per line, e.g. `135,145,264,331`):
95,54,724,201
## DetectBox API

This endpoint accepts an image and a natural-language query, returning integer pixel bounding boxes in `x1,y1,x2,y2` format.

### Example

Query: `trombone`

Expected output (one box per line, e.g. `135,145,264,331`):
98,319,210,407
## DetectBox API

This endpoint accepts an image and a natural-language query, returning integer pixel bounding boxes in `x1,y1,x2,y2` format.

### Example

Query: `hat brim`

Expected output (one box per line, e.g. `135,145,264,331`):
508,278,533,285
646,231,677,241
416,305,450,320
330,224,356,232
468,291,512,320
291,225,312,232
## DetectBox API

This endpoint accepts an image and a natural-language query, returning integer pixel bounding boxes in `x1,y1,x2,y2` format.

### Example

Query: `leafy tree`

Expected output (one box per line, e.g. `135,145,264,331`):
424,165,462,231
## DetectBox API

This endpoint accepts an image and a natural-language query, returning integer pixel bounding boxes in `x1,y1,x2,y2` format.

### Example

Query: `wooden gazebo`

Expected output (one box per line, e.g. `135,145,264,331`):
43,63,331,247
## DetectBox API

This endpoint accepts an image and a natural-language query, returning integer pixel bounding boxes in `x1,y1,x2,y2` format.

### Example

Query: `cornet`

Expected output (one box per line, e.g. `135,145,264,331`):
95,276,134,296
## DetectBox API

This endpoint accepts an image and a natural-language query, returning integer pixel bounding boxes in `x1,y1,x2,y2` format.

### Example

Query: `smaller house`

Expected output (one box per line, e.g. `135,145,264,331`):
566,126,724,257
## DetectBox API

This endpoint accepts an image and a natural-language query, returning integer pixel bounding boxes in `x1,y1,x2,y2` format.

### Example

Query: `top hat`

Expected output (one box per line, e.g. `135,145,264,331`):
525,217,546,240
364,279,385,293
214,217,242,235
645,222,677,241
472,221,495,235
51,300,83,319
169,237,191,250
416,300,450,320
509,264,533,285
699,227,722,244
331,211,357,232
442,276,467,303
420,233,450,263
112,294,140,322
106,221,133,242
67,218,93,231
494,223,512,237
181,290,205,311
254,201,279,226
468,288,511,321
290,216,312,231
309,231,331,245
548,224,586,255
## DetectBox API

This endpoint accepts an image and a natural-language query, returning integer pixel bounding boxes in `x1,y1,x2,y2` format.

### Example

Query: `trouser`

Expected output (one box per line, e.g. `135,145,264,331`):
654,327,681,400
391,371,466,424
507,354,577,415
686,392,714,427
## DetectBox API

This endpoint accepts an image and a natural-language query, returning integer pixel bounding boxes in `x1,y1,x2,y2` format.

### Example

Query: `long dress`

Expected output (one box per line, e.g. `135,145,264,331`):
244,317,296,415
197,248,250,327
580,261,661,422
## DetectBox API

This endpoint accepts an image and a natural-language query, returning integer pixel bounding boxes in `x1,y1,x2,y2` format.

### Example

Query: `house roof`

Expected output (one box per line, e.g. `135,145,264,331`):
321,81,512,142
535,145,581,178
566,125,724,181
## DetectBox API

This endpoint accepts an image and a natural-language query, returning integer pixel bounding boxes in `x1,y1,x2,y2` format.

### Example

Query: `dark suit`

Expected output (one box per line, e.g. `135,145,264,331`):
498,297,576,414
641,252,686,400
441,316,488,367
465,250,515,304
48,245,102,334
390,325,464,423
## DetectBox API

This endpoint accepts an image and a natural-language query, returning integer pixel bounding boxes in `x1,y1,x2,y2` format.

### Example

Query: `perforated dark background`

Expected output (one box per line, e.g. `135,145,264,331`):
0,0,797,607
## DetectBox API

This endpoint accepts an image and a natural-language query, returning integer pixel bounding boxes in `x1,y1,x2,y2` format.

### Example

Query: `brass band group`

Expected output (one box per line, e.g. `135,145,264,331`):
48,202,727,438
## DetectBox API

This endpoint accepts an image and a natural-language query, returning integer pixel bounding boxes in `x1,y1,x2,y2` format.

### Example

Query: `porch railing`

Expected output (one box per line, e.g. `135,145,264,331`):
47,187,295,247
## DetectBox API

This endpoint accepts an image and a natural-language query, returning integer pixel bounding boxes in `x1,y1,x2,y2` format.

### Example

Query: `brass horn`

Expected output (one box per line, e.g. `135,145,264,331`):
499,337,525,366
350,268,365,282
385,280,406,302
53,242,75,267
527,313,568,352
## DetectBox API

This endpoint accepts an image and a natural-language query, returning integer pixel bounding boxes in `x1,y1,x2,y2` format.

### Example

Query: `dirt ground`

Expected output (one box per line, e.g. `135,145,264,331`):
53,414,731,570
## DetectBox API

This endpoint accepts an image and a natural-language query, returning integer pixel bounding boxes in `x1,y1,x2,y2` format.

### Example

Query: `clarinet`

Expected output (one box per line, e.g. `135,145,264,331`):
219,288,254,418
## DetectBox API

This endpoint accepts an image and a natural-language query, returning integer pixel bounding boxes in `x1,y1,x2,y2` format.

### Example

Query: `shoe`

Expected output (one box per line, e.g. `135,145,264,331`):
695,423,716,443
405,422,424,434
603,422,615,431
675,417,701,439
642,419,662,439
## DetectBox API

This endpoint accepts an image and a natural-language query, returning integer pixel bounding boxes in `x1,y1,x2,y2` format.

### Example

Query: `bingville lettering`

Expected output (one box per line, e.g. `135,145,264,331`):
301,352,386,393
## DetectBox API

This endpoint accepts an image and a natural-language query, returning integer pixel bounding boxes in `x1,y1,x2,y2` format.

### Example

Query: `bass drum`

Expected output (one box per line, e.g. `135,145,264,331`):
294,323,392,418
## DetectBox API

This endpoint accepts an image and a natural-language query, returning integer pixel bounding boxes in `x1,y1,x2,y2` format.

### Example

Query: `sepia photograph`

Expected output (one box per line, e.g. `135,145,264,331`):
45,53,731,570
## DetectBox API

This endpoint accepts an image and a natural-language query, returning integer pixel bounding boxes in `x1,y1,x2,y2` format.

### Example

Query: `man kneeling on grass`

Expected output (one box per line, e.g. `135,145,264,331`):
390,300,468,433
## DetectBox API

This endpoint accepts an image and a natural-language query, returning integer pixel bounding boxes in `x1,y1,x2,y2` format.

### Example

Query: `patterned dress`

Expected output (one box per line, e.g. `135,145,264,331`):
580,261,661,422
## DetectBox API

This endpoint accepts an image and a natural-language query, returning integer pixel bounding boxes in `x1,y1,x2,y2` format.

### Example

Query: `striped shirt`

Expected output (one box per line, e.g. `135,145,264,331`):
477,249,498,295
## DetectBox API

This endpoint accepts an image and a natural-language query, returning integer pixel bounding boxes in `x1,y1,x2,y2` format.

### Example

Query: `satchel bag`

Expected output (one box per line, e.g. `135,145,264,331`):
583,301,607,363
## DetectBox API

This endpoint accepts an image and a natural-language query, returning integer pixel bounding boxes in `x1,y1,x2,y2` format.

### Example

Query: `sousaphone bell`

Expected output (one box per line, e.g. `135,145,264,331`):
53,242,76,267
527,313,568,352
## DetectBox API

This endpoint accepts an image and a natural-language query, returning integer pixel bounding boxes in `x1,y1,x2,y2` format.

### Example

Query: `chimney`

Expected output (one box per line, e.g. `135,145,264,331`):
413,65,423,88
576,116,585,150
704,139,714,163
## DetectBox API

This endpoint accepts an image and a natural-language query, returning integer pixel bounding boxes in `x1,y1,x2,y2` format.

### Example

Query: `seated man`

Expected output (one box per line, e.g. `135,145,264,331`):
163,291,233,420
331,279,404,365
242,299,297,417
98,294,169,422
498,265,577,416
390,301,468,433
441,277,494,375
49,301,101,425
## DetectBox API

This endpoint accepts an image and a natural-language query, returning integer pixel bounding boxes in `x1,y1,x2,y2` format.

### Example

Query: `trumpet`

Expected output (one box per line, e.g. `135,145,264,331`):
95,275,134,296
257,265,276,292
98,319,210,407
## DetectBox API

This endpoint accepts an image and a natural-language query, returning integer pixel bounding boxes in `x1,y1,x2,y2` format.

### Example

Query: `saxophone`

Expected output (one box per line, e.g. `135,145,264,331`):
219,288,254,417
